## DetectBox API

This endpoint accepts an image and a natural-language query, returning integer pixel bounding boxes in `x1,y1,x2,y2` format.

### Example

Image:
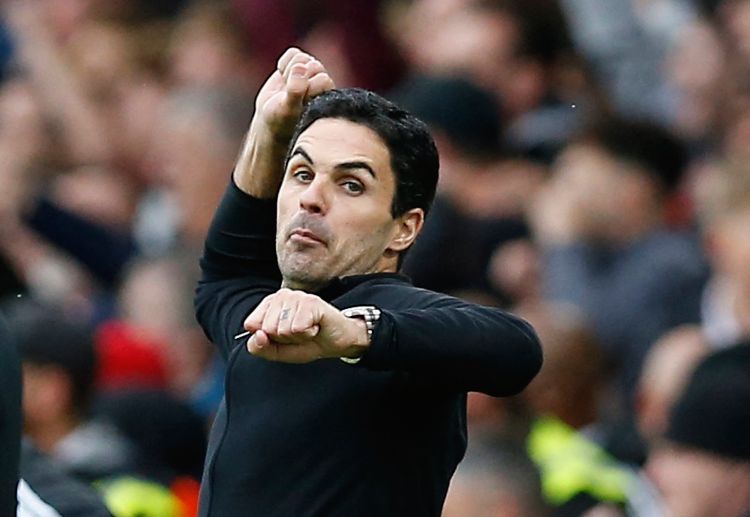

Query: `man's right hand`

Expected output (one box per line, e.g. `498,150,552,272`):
234,48,335,198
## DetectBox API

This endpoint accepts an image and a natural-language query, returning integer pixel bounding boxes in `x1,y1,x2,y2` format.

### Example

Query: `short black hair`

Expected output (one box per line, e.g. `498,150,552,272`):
580,117,688,194
287,88,440,218
391,75,503,160
7,301,96,414
666,342,750,460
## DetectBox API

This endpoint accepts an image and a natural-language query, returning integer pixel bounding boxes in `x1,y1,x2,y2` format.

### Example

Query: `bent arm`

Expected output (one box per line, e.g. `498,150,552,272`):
195,181,281,359
358,293,543,397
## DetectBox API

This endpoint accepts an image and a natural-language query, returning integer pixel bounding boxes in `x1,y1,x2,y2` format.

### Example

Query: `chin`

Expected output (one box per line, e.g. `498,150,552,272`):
280,261,331,291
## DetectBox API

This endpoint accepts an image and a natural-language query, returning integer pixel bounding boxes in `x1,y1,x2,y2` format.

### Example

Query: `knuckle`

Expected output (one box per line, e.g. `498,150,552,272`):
290,323,307,334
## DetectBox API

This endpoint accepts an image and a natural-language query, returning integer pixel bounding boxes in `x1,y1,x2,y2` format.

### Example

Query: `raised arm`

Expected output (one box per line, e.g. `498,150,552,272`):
233,48,335,198
195,48,335,357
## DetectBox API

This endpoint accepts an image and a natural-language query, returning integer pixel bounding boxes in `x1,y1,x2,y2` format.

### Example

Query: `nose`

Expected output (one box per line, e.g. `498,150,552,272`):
298,177,328,215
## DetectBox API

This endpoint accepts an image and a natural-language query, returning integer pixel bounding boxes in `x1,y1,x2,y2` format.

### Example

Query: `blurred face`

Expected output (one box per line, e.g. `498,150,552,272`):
709,207,750,290
552,144,627,237
22,363,71,431
647,444,750,517
276,118,413,291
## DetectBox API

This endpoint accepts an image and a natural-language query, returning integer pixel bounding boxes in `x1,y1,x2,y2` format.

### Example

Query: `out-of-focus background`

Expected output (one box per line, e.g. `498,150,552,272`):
1,0,749,516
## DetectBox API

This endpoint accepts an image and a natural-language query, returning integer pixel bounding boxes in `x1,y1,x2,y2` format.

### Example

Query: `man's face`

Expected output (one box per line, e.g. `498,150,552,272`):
276,118,402,291
647,444,750,517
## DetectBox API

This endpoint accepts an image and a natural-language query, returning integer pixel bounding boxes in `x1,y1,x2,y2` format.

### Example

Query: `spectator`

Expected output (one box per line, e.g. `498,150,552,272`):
395,75,541,301
517,302,637,515
532,116,709,404
8,301,136,482
443,439,548,517
697,165,750,348
634,325,709,446
18,442,113,517
646,342,750,517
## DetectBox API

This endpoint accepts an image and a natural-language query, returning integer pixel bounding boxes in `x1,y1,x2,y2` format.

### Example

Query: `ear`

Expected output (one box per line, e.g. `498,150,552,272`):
387,208,425,253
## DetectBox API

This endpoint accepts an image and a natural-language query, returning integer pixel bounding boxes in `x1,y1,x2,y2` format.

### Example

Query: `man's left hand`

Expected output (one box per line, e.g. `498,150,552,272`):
241,289,369,363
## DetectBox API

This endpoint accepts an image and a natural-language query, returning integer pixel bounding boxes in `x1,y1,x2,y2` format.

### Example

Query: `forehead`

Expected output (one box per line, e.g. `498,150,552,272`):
292,118,392,170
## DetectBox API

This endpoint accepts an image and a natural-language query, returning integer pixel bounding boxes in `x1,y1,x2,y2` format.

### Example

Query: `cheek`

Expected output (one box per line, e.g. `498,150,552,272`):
649,452,728,514
275,190,296,232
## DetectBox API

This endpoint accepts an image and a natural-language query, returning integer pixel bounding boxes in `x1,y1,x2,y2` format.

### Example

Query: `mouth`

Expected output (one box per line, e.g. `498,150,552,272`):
289,229,326,246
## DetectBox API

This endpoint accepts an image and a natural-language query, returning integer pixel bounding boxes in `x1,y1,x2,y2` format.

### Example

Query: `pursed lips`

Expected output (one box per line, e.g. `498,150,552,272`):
289,228,327,245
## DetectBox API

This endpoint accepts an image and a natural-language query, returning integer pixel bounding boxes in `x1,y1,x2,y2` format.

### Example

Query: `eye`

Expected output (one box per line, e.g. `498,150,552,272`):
292,169,313,183
341,179,364,195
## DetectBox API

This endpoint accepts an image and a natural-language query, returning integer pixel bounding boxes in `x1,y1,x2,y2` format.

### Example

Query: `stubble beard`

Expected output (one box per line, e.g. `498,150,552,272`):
277,239,385,292
276,236,332,291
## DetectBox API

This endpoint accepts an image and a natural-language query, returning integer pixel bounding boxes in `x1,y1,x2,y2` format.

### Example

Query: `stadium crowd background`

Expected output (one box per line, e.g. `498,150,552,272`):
0,0,749,515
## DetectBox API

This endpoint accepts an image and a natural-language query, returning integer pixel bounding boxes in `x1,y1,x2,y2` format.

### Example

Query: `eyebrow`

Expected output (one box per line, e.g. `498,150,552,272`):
334,161,376,179
290,146,377,179
290,147,314,165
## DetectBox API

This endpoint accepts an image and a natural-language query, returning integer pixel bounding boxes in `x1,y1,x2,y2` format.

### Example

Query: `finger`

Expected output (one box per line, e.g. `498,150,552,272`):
306,72,336,98
304,59,325,77
247,329,271,354
284,63,309,111
260,296,286,338
243,299,270,333
281,52,314,82
258,69,284,96
290,301,319,339
276,297,300,339
255,340,323,364
276,47,304,74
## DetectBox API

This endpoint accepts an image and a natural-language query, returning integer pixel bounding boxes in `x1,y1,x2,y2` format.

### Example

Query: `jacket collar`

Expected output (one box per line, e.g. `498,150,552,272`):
314,273,411,300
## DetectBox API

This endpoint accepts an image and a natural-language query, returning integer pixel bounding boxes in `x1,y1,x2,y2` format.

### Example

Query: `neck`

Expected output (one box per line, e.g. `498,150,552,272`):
607,207,662,247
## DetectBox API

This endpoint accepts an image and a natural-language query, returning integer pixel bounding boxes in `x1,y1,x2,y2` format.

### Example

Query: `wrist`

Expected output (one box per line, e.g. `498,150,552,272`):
339,306,381,364
341,318,369,359
233,119,292,198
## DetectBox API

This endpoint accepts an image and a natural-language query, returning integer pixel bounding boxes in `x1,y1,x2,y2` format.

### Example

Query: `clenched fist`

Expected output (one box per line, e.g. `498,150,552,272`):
255,47,336,141
234,47,336,198
241,289,369,364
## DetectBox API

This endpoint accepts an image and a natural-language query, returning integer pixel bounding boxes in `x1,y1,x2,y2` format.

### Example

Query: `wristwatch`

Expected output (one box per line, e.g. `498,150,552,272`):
339,306,381,364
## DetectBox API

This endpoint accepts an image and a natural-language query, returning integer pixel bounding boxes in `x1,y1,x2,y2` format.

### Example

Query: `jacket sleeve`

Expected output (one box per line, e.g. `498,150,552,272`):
357,289,543,397
194,180,281,360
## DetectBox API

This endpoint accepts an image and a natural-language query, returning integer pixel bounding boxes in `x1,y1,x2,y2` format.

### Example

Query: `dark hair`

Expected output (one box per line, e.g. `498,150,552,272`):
666,342,750,460
391,75,502,160
581,117,688,194
287,88,440,218
7,301,96,414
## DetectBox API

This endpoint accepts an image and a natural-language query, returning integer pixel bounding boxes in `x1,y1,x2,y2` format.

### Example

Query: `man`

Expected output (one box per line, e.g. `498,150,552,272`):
9,303,135,481
442,439,548,517
518,303,637,516
194,48,542,516
532,117,707,404
646,343,750,517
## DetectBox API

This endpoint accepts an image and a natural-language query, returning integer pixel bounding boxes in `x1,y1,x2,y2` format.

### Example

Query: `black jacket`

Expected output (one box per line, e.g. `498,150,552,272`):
18,442,113,517
0,315,20,517
195,181,542,516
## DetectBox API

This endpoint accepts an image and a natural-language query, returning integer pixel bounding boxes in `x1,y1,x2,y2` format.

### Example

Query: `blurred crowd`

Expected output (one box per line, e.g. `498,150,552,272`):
0,0,749,515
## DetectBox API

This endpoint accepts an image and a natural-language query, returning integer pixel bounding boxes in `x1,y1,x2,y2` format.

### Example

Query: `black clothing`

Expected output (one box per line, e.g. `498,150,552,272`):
0,315,21,516
26,197,138,288
195,181,542,516
18,442,113,517
403,196,528,300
